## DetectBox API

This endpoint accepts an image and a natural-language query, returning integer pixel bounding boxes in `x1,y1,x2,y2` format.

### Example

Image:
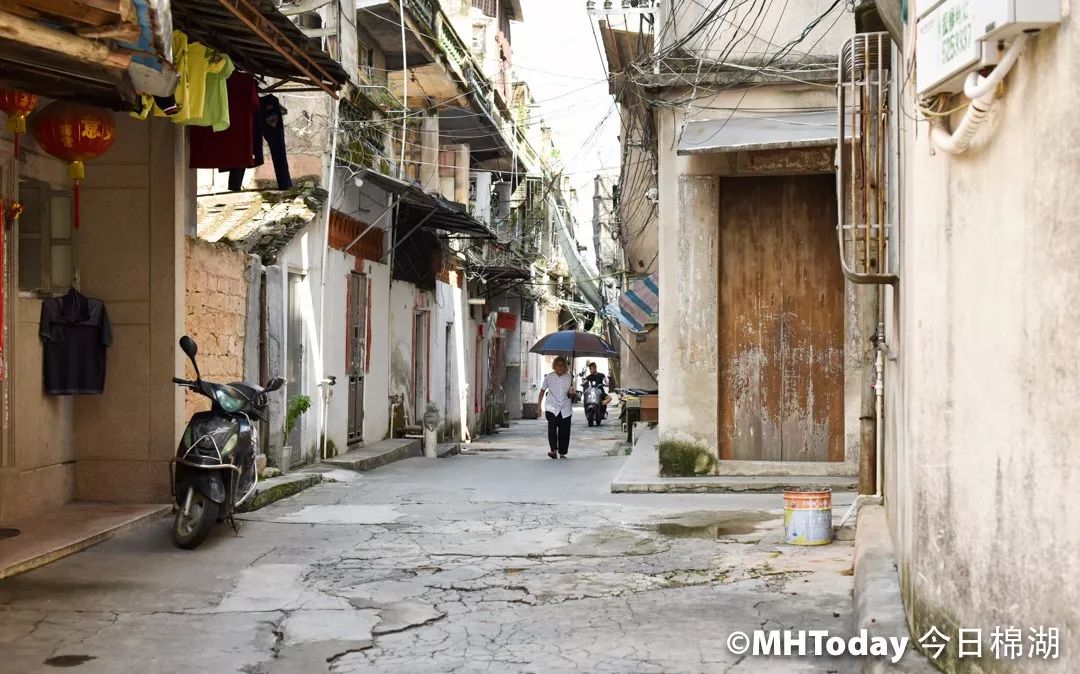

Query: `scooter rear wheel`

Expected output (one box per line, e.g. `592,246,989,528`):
173,489,220,549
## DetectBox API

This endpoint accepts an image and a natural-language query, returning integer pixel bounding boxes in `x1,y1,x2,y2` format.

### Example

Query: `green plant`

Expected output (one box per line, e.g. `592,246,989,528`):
658,440,716,477
283,394,312,442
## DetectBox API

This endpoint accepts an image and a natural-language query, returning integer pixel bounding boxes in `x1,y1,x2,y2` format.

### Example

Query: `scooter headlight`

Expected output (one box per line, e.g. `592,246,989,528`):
214,387,244,413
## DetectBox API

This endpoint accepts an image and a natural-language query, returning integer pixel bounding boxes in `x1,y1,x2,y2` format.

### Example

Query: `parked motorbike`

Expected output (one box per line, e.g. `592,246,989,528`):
584,379,608,427
170,335,284,549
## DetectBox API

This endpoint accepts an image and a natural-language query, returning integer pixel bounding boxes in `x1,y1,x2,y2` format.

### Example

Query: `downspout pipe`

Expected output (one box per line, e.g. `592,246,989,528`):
930,34,1028,155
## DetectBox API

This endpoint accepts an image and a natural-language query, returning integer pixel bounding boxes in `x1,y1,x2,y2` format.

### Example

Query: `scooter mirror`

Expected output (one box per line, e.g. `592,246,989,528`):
179,335,198,359
266,377,285,392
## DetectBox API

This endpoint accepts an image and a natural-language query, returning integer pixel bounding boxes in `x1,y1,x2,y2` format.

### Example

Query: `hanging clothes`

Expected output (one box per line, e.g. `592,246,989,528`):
189,71,258,169
191,54,235,131
39,288,113,395
131,32,230,125
227,95,292,191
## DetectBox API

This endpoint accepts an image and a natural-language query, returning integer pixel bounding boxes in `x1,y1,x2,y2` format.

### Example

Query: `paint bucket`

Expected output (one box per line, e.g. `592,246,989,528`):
783,489,833,545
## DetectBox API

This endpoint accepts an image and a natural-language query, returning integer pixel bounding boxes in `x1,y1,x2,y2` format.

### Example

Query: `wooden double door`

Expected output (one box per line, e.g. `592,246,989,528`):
718,174,845,462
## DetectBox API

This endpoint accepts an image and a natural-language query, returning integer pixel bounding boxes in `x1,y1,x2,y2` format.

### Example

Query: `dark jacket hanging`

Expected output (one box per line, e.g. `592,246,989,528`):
39,288,113,395
227,94,293,191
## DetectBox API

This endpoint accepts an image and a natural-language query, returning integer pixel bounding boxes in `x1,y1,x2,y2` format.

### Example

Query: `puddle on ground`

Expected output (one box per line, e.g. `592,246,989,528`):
642,511,777,539
44,655,96,667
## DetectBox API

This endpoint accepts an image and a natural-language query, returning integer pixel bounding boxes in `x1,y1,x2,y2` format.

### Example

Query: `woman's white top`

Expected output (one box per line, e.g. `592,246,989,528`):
541,371,574,418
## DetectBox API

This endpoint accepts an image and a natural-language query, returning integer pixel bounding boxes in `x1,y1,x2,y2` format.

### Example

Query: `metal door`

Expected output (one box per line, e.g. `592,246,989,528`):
347,272,367,445
286,272,305,466
718,175,844,462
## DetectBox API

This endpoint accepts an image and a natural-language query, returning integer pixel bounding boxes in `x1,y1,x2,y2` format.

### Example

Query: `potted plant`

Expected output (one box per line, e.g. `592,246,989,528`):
281,394,311,471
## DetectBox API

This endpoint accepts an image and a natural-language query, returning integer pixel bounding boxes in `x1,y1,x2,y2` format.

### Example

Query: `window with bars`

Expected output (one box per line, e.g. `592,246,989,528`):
17,178,74,293
521,301,535,323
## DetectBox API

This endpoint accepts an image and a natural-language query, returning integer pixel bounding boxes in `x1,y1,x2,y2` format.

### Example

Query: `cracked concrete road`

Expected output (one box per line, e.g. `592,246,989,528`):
0,418,858,673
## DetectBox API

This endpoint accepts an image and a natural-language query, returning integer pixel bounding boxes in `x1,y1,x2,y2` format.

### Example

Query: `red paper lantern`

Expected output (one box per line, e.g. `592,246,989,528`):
33,101,117,229
0,90,37,159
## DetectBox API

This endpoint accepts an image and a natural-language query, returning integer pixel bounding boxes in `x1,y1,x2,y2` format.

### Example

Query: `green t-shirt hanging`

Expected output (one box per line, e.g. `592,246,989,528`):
192,52,235,131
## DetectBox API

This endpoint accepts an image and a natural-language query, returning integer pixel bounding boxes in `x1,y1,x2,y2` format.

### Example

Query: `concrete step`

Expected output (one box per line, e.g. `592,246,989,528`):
0,503,170,580
611,474,859,494
323,438,424,472
238,472,323,513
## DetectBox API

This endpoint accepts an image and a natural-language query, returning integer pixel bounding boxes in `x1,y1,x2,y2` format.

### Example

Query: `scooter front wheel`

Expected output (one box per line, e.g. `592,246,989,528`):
173,488,219,549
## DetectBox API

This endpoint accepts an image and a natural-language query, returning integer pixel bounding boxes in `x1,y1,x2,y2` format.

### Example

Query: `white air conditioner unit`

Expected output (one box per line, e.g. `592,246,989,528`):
915,0,1060,96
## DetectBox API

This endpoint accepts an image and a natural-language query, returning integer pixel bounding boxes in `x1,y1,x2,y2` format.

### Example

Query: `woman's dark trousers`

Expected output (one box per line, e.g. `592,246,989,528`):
545,412,571,455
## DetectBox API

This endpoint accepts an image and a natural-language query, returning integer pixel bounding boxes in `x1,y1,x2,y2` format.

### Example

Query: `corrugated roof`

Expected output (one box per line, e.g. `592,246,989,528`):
171,0,349,94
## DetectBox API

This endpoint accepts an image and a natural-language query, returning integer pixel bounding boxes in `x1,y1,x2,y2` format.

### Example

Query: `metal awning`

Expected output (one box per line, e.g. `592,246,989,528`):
171,0,349,95
478,266,533,299
356,169,494,238
0,0,347,108
677,111,841,155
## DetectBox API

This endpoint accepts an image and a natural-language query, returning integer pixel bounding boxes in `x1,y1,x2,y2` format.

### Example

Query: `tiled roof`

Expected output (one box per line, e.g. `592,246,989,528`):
196,184,327,263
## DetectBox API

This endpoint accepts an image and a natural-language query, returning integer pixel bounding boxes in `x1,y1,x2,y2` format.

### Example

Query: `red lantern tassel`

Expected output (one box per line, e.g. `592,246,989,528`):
12,131,18,160
73,180,80,230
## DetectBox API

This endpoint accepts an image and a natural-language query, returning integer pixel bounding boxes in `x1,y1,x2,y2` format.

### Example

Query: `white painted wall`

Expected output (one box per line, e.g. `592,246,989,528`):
361,260,392,442
277,214,330,462
322,249,352,454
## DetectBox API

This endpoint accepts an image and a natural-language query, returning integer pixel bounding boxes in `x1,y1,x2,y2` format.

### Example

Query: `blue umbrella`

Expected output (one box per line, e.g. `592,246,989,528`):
529,330,619,359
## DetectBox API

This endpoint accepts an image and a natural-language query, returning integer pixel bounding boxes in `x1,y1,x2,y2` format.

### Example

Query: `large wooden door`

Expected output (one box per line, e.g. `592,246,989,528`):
718,175,844,462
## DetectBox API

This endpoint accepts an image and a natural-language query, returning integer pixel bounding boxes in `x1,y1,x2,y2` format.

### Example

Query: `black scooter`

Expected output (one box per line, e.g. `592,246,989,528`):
170,335,284,549
584,379,608,427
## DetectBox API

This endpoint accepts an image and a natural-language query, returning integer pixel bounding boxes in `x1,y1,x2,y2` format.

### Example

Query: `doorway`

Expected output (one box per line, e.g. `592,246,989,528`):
346,272,367,446
717,174,844,462
413,311,429,424
286,271,305,466
443,322,453,440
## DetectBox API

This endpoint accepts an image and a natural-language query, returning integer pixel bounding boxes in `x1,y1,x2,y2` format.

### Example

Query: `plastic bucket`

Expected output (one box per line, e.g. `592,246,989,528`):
783,489,833,545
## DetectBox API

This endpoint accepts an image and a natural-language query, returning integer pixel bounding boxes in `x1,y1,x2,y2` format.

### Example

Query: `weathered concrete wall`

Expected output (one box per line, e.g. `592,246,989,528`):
264,265,286,467
891,19,1080,669
663,0,850,61
617,99,660,390
388,281,419,425
184,238,249,420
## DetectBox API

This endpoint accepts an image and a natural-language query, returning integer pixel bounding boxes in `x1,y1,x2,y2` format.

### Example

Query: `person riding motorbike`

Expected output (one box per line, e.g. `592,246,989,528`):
583,362,612,420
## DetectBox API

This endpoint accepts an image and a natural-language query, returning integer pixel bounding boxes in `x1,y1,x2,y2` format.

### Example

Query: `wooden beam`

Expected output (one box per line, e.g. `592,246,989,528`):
1,0,113,26
0,8,131,70
214,0,340,97
76,21,141,41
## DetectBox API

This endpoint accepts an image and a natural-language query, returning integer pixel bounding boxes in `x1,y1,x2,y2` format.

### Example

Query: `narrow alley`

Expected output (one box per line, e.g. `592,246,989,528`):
0,417,856,673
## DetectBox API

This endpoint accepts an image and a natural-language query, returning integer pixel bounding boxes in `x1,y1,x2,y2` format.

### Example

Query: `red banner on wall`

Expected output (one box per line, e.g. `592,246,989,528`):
496,311,517,331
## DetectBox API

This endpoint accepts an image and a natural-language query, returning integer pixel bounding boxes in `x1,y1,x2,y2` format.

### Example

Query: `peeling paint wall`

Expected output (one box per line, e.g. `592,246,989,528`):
891,18,1080,668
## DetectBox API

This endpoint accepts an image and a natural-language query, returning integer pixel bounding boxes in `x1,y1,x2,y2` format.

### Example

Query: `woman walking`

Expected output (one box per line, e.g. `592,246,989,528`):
536,356,575,459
